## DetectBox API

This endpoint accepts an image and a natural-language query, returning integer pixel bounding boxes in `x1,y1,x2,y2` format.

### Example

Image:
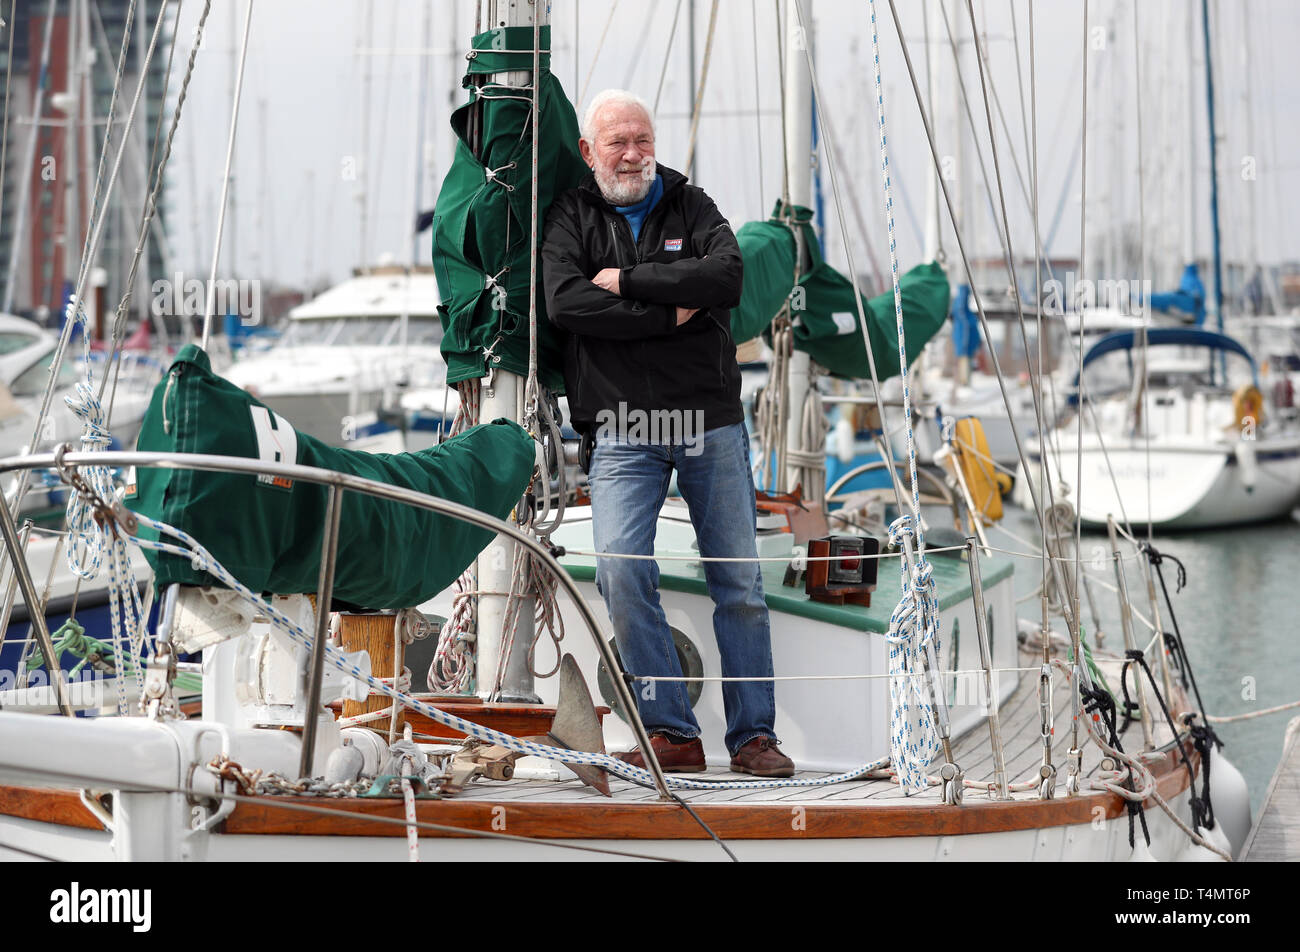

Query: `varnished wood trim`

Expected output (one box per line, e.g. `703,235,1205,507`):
0,743,1195,842
0,786,101,831
220,744,1198,840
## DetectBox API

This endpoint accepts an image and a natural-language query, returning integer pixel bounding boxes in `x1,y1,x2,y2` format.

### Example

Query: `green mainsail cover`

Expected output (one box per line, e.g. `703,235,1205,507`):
131,345,535,610
432,26,589,392
731,203,950,381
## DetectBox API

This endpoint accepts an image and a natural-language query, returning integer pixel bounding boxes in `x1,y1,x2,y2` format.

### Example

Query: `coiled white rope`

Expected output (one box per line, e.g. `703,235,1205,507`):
883,516,942,794
786,387,829,508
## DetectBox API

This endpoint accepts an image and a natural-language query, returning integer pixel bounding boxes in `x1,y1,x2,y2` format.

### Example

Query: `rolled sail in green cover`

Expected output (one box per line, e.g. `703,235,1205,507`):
730,202,950,381
431,26,591,391
131,345,535,610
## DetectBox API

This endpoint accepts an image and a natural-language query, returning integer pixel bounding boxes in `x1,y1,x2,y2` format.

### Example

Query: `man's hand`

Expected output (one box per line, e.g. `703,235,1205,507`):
675,306,699,326
591,268,622,295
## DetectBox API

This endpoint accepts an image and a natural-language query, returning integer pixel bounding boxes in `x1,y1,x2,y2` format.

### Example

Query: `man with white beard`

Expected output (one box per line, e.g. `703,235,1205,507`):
541,89,794,777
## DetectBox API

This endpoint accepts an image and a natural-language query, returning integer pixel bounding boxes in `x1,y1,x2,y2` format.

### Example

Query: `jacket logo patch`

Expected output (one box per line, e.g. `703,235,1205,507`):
663,238,683,252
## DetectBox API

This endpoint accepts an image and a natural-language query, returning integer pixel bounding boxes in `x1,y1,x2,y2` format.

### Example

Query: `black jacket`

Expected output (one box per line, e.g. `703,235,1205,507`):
542,163,744,434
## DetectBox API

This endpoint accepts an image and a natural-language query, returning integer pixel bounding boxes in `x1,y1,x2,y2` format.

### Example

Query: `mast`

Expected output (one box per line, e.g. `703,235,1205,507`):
1183,3,1196,269
474,0,545,704
781,0,813,495
410,2,433,267
358,0,373,273
62,0,81,329
1201,0,1224,332
1240,0,1261,314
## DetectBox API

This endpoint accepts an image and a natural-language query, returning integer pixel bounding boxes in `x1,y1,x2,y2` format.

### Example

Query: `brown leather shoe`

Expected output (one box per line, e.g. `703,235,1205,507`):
730,737,794,777
614,733,706,773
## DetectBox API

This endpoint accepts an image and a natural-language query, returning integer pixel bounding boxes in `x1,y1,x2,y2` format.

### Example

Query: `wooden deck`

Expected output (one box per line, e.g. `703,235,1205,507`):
0,644,1199,843
219,645,1197,839
1239,717,1300,862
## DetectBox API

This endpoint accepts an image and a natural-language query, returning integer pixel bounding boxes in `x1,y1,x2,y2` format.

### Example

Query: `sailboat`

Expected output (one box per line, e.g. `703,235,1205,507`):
1025,326,1300,529
0,1,1253,863
1022,1,1300,531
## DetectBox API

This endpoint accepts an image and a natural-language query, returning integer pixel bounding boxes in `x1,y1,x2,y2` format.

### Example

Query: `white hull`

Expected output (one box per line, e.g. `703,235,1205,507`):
1024,437,1300,529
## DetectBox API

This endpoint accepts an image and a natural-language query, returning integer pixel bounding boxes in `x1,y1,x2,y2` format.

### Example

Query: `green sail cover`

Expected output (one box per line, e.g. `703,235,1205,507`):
432,26,590,392
729,203,950,381
131,345,535,610
796,258,950,381
731,218,799,345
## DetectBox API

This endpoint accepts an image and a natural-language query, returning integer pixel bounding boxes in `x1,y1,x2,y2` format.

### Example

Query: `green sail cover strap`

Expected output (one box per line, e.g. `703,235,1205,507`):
131,345,536,610
729,202,950,381
432,26,590,391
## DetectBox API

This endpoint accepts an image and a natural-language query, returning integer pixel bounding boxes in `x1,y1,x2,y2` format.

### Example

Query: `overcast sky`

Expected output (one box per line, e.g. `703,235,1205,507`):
162,0,1300,296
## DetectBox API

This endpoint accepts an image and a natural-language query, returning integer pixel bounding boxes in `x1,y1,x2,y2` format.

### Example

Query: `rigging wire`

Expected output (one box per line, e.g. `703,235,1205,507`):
50,0,201,644
101,0,189,409
1131,1,1154,547
1074,0,1089,606
651,0,684,118
961,0,1059,572
682,0,720,180
577,0,618,106
881,0,1060,584
200,0,254,351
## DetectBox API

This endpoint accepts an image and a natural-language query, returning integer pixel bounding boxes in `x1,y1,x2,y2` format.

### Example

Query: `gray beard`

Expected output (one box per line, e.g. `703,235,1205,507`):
594,165,654,206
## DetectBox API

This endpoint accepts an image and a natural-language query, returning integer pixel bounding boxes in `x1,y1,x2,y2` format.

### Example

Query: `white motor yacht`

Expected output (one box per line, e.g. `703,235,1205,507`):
224,266,451,446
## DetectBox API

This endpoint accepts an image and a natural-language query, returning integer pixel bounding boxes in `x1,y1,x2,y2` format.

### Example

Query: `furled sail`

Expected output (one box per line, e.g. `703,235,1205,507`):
431,26,590,392
731,202,950,380
1147,263,1207,325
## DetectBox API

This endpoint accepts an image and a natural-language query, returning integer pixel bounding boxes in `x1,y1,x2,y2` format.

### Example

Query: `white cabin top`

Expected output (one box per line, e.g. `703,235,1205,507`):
291,268,441,321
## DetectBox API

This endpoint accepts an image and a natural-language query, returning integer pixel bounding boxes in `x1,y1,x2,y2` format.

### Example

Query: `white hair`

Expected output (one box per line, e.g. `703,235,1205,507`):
581,89,654,142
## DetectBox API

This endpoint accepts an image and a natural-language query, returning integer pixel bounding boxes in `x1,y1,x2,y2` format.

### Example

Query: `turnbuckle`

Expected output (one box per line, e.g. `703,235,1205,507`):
940,761,965,806
1065,747,1082,797
1037,663,1057,800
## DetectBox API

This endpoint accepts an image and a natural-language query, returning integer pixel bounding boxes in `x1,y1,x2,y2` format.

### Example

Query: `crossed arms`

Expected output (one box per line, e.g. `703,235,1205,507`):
542,195,743,340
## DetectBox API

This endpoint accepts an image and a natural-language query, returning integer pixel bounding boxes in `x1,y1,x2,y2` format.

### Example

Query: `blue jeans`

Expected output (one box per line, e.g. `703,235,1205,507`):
588,421,777,755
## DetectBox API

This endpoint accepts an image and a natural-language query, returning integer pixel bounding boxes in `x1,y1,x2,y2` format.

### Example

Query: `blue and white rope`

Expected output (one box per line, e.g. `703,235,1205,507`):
127,511,890,792
868,0,942,794
62,297,152,712
884,516,942,794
